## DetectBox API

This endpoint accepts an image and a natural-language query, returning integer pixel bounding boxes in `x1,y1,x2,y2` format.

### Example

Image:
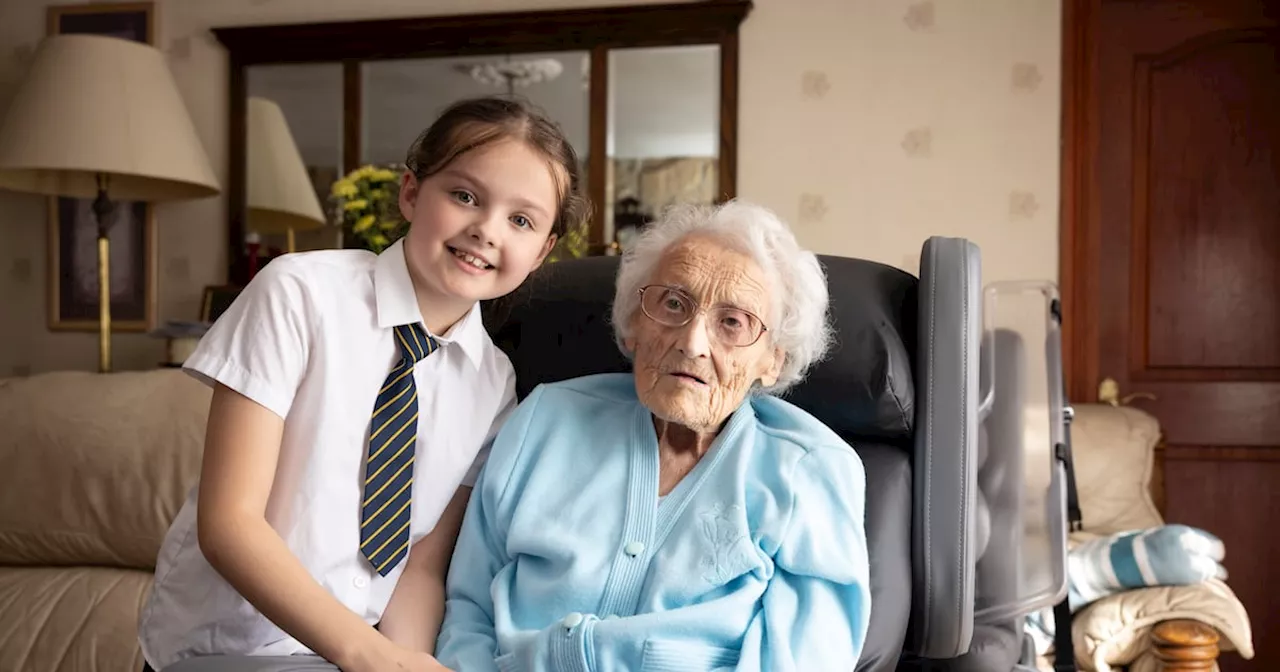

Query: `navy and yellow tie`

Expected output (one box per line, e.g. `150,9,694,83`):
360,322,438,576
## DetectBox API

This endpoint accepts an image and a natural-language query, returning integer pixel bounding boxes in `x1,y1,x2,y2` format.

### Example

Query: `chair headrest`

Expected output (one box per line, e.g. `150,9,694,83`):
483,254,917,446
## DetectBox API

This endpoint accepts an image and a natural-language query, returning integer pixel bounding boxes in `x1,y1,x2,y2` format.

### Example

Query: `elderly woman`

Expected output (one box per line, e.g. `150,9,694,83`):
435,200,870,672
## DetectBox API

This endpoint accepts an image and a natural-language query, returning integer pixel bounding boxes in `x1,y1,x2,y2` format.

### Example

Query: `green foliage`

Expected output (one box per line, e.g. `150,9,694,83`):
547,216,590,262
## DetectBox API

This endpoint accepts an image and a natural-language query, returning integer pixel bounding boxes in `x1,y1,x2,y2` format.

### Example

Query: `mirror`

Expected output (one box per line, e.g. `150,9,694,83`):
214,1,751,286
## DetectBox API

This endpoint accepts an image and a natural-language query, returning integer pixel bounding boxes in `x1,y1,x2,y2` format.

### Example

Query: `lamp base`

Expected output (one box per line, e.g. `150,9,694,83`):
92,179,113,374
97,233,110,373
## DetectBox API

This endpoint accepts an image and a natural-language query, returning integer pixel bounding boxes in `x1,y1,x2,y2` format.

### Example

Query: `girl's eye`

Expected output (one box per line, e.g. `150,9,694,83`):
511,214,532,229
452,190,476,205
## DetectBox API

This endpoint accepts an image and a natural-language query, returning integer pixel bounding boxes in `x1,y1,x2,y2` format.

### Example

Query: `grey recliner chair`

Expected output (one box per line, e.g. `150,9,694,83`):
481,237,1074,671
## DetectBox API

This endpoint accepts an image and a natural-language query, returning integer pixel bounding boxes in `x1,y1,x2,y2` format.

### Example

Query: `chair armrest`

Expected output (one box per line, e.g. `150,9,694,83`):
1151,619,1220,671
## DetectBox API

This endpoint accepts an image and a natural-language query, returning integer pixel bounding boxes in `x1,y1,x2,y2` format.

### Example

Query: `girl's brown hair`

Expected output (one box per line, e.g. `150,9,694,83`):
404,96,588,240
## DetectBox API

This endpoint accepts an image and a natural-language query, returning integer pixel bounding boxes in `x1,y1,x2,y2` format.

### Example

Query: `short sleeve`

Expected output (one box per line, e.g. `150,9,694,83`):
460,370,517,488
183,257,314,419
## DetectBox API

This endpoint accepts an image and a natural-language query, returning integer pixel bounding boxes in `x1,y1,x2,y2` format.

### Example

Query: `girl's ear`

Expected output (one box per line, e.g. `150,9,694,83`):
398,171,421,222
532,233,559,269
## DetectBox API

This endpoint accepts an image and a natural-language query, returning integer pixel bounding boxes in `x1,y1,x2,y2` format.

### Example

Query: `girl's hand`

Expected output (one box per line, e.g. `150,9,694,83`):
343,640,454,672
410,652,454,672
389,649,454,672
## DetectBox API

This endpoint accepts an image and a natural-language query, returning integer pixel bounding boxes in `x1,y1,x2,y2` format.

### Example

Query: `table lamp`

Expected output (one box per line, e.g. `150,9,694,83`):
0,34,220,373
247,96,326,253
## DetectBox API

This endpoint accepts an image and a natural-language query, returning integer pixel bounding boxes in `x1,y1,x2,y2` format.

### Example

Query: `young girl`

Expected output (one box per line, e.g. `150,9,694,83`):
138,97,586,672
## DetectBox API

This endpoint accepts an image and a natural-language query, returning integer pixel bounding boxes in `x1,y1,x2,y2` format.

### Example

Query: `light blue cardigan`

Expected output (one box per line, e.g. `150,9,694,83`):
436,373,871,672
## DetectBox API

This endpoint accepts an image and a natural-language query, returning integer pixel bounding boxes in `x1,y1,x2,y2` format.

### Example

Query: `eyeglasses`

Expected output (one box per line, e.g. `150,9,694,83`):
637,284,768,348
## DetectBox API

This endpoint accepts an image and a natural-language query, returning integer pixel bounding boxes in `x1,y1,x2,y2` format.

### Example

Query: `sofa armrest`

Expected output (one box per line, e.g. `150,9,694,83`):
1150,619,1220,671
1068,579,1252,671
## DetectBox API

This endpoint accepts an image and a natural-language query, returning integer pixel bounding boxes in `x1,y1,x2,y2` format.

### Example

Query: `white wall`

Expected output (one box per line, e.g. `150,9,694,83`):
0,0,1061,375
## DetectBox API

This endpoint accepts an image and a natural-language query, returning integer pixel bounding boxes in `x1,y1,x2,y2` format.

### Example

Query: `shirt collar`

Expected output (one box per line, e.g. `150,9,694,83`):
373,239,486,370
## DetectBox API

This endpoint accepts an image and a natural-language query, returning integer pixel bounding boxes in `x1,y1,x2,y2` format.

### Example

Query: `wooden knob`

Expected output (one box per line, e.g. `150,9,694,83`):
1151,620,1220,670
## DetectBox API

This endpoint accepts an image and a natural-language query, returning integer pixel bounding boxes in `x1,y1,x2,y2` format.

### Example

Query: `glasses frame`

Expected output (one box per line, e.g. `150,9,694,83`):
636,284,769,348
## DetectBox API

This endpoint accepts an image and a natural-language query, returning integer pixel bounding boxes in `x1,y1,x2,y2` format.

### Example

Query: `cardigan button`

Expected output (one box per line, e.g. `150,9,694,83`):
624,541,645,557
561,612,584,629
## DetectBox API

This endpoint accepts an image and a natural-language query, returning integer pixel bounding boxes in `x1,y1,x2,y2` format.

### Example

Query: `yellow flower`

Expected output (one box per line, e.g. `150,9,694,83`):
370,232,390,248
343,199,369,212
379,218,401,231
353,214,376,232
331,179,358,198
371,169,399,182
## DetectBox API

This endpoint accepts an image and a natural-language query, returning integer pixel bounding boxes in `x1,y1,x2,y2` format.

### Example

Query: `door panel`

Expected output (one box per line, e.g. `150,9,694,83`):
1137,30,1280,373
1074,1,1279,669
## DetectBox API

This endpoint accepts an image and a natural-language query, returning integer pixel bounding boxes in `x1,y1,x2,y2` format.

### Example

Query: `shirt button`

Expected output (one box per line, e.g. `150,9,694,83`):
353,575,368,589
624,541,645,557
561,612,584,629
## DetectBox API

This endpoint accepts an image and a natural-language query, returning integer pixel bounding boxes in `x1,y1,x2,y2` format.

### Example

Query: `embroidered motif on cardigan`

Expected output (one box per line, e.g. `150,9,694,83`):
698,502,752,585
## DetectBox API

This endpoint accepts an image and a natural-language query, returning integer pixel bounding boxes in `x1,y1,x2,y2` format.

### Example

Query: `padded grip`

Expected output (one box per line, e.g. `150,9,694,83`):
909,236,980,658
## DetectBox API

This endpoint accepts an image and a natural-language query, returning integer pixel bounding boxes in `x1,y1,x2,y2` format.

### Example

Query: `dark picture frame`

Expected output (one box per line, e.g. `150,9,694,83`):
200,285,243,324
45,2,158,332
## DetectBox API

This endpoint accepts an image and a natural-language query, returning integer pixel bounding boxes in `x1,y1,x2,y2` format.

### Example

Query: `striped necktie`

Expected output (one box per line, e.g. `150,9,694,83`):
360,322,438,576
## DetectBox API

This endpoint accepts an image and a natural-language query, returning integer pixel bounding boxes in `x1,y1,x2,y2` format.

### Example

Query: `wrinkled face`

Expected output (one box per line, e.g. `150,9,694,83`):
399,138,559,315
626,235,784,433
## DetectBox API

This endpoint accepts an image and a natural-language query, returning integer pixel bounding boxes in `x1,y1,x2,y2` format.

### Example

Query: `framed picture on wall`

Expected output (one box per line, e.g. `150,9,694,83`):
45,2,158,332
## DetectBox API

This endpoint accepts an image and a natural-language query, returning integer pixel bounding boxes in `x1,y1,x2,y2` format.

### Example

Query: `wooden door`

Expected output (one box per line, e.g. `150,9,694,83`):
1061,1,1279,669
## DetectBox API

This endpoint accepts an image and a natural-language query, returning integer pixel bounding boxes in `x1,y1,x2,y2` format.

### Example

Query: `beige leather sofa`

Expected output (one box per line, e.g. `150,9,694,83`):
0,370,210,672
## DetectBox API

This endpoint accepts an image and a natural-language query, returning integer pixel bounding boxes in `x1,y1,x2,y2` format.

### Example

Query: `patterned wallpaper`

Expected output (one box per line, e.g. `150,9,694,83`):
738,0,1061,282
0,0,1061,375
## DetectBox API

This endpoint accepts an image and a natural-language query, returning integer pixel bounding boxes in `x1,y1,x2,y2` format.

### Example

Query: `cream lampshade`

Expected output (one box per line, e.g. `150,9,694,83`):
247,96,326,253
0,34,220,373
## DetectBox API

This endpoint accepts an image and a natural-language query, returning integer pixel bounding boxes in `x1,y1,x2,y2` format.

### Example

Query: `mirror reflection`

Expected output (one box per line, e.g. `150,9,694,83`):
606,45,720,252
361,52,590,169
240,47,724,260
246,63,344,253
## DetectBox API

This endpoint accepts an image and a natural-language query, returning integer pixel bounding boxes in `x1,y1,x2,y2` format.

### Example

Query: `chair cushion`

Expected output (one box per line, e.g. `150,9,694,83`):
1069,405,1163,535
854,444,912,672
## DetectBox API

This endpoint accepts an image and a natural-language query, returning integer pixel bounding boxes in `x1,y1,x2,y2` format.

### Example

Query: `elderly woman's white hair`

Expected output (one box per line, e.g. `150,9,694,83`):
611,200,833,394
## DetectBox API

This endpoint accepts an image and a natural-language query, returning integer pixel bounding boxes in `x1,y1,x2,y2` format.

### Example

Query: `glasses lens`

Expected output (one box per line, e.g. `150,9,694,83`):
713,307,763,346
641,286,692,326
